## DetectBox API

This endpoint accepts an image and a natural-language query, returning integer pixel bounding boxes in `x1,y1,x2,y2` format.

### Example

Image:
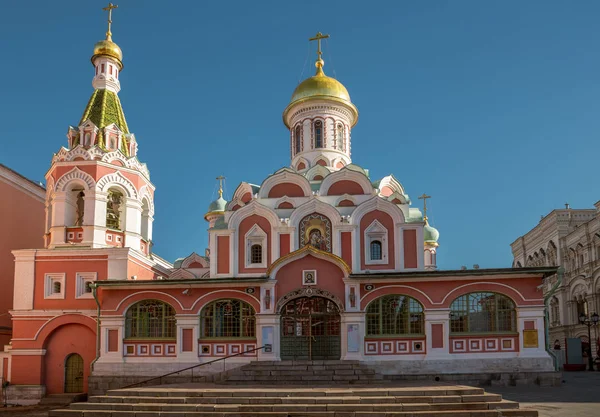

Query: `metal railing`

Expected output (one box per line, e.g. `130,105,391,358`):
119,344,270,390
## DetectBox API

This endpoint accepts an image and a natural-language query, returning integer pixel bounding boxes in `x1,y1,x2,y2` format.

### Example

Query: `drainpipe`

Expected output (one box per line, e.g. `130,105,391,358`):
544,266,564,371
90,284,101,372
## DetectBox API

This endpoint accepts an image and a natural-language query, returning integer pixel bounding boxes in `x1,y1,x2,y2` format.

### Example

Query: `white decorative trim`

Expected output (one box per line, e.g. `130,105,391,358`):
76,272,97,299
364,219,388,265
139,185,155,215
320,167,373,196
44,273,65,299
352,196,405,225
55,167,96,192
335,194,357,207
180,252,209,269
101,150,128,166
289,198,343,230
377,175,406,196
305,164,331,182
228,200,280,230
96,171,138,199
245,224,267,269
64,145,92,162
275,196,295,209
258,169,312,199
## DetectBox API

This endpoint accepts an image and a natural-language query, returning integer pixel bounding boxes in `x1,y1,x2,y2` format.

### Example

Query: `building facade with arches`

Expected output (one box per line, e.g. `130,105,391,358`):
2,11,556,404
512,203,600,361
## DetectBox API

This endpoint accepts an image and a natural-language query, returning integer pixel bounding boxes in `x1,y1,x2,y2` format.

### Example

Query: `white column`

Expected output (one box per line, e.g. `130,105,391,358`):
256,314,279,361
424,309,450,358
124,198,143,249
12,250,36,310
97,316,125,362
341,312,364,360
517,306,550,358
92,192,109,248
176,315,199,361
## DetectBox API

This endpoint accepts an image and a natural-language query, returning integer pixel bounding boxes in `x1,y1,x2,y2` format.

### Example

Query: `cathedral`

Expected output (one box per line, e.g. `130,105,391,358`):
1,6,557,403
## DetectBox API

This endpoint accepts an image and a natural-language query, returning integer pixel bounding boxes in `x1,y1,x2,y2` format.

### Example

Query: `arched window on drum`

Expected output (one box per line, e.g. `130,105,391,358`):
449,292,516,334
200,299,256,338
366,295,424,336
294,125,302,154
125,300,176,339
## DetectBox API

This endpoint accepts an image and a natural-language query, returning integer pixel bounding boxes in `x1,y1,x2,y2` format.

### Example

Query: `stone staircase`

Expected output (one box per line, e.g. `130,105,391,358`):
222,360,385,384
49,384,537,416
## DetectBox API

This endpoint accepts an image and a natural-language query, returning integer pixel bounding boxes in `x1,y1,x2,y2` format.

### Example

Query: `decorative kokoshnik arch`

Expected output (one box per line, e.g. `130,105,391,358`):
275,287,345,314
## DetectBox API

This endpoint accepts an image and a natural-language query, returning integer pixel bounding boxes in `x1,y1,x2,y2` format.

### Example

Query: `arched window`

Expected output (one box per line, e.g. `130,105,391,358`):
53,281,62,294
370,240,382,260
125,300,176,339
366,295,424,336
450,292,516,334
295,126,301,154
200,299,256,338
250,244,262,264
106,189,123,230
314,120,323,148
336,124,344,151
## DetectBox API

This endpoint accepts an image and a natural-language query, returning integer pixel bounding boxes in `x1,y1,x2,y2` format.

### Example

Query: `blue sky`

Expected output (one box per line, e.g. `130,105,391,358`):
1,1,598,269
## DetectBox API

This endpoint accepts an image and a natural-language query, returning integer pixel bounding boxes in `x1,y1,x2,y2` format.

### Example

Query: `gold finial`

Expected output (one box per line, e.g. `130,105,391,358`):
216,175,226,198
102,2,118,41
418,193,431,222
309,32,330,74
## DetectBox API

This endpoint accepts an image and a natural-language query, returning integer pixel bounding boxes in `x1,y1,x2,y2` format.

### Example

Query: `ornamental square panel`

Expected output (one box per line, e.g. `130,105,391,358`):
412,341,424,353
381,341,393,353
501,338,514,351
152,345,162,355
229,344,241,355
199,344,211,356
485,339,498,351
396,341,408,352
215,344,226,355
167,345,176,355
469,339,483,352
244,344,257,355
138,345,149,356
365,341,378,354
124,345,135,356
453,340,466,353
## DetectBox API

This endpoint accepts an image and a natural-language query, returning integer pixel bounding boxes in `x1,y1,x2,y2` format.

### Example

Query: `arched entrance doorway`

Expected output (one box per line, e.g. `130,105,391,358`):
280,297,341,360
64,353,84,393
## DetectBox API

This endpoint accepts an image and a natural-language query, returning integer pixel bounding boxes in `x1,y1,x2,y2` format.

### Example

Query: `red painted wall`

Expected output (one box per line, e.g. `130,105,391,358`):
0,178,44,345
341,232,352,268
238,215,271,274
403,229,418,268
327,180,364,196
43,323,95,394
432,323,444,348
268,183,306,198
360,210,395,270
217,236,230,274
279,234,290,257
274,255,345,306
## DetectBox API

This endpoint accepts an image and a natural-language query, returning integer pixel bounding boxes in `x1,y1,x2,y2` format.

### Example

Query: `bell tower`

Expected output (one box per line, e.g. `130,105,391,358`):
45,3,154,257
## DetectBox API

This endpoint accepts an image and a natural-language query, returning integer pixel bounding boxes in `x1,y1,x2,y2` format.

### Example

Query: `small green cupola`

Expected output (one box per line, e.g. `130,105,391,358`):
205,176,228,223
424,220,440,246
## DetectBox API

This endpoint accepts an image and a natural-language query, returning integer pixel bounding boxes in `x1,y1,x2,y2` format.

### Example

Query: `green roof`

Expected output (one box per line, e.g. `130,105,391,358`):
79,89,130,156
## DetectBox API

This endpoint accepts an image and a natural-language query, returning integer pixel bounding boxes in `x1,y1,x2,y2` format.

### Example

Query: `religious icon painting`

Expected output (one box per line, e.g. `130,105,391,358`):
303,270,317,286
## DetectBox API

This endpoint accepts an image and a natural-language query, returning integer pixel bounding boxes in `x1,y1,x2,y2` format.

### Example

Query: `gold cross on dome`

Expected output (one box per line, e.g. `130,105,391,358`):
216,176,226,198
418,193,431,220
102,2,118,40
309,32,330,60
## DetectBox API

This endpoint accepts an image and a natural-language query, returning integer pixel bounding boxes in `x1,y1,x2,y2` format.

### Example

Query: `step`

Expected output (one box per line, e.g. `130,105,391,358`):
49,410,538,417
68,400,520,412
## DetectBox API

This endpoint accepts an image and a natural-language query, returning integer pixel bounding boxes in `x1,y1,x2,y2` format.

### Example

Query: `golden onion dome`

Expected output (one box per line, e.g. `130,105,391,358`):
283,59,358,128
92,38,123,69
290,60,351,104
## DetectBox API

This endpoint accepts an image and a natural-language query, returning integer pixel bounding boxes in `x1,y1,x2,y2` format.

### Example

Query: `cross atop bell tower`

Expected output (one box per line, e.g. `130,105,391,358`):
102,2,118,40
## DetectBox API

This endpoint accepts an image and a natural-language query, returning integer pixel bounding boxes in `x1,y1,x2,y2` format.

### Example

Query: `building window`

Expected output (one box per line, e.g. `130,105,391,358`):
576,299,588,317
295,125,301,154
250,244,262,264
125,300,176,339
44,273,65,299
200,299,256,338
76,272,97,299
314,120,323,148
106,189,123,230
245,224,267,268
550,296,560,326
364,220,388,265
336,124,344,151
366,295,424,336
370,240,382,260
450,292,516,334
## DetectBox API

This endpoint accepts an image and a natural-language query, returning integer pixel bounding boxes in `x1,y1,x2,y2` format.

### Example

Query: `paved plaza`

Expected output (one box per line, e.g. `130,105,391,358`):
487,371,600,417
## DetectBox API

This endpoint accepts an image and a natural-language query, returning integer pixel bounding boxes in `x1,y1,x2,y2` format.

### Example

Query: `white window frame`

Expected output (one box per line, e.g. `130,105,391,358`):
364,220,388,265
76,272,97,299
245,224,267,268
44,273,66,299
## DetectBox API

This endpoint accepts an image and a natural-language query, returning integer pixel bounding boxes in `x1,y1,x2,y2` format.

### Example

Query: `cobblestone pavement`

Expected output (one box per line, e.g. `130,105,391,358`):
487,371,600,417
